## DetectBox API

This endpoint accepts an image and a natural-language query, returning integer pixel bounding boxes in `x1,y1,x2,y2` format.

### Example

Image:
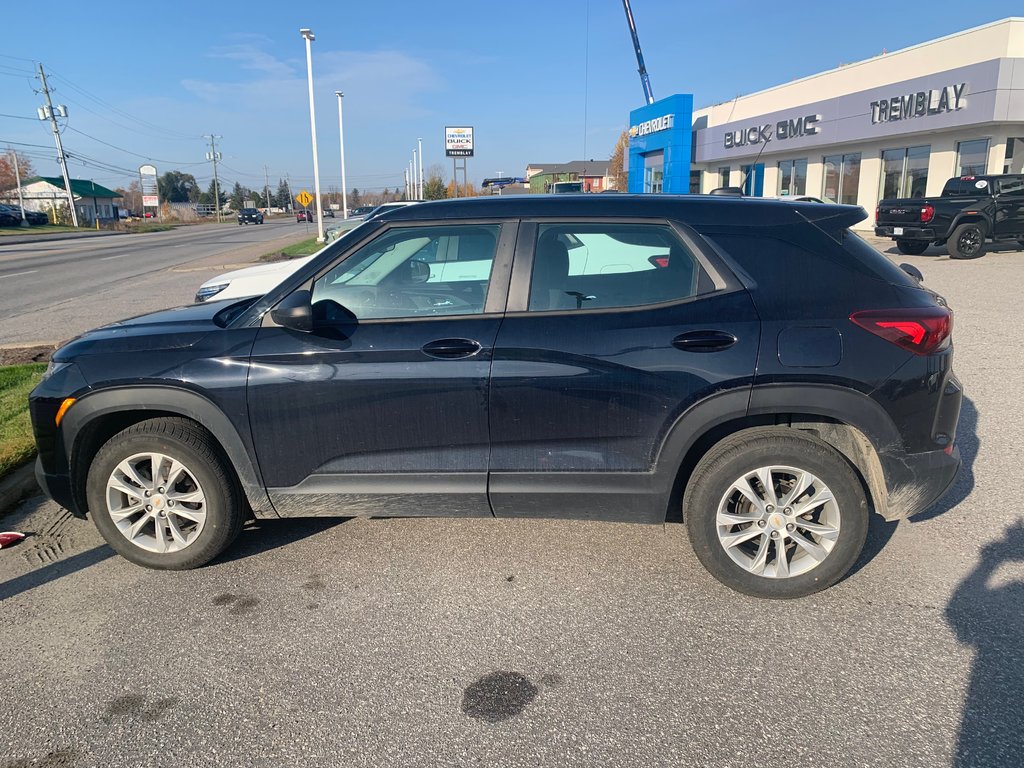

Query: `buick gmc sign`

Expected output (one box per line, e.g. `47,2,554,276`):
723,114,821,148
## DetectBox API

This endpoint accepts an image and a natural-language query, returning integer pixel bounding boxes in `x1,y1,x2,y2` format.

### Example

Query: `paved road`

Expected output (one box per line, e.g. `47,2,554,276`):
0,219,306,346
0,238,1021,767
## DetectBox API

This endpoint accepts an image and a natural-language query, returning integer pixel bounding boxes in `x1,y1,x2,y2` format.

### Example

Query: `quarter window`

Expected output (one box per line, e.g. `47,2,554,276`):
312,224,500,320
527,223,710,312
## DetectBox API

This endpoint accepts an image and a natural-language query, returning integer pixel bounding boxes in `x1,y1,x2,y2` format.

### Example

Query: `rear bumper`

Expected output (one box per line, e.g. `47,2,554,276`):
874,225,937,240
879,445,960,520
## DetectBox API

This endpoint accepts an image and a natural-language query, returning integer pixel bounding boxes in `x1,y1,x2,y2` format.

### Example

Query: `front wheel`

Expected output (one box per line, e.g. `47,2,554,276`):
896,239,929,255
86,417,246,570
947,223,986,259
684,428,869,599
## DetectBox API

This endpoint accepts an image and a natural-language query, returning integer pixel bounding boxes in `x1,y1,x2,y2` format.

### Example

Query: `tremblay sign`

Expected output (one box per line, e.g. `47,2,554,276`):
870,83,966,124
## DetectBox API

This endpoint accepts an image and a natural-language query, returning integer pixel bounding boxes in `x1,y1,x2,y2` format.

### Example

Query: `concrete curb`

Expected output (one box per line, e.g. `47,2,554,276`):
0,462,39,520
0,230,129,246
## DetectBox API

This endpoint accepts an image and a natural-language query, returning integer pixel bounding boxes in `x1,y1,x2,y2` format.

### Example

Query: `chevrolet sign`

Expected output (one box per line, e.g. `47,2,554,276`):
630,114,674,138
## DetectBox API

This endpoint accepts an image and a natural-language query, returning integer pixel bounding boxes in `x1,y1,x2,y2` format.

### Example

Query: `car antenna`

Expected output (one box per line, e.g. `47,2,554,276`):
740,127,773,195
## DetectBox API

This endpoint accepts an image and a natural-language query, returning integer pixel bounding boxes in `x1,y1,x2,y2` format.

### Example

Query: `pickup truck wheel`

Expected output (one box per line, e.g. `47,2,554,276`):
947,223,986,259
86,417,245,570
896,239,929,255
684,428,869,599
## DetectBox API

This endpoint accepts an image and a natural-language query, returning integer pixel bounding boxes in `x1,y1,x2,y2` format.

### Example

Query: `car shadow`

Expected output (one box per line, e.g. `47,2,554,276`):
880,241,1024,258
945,519,1024,766
212,516,352,565
0,544,115,602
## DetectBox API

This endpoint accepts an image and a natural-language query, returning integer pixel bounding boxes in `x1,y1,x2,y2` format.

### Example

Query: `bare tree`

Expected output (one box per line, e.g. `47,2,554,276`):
609,129,628,191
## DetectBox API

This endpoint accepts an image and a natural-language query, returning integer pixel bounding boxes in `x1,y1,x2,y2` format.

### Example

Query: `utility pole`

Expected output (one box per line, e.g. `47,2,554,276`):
417,137,424,199
285,175,294,212
36,64,78,227
204,135,222,222
7,148,27,226
335,91,348,219
263,165,272,211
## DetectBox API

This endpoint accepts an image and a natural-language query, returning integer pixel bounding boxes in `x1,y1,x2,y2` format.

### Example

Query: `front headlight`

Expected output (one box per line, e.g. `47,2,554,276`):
195,282,229,303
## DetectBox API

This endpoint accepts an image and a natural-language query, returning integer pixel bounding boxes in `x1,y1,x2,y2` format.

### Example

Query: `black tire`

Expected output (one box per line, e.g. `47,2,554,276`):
947,222,986,259
896,239,929,255
86,417,245,570
684,428,869,599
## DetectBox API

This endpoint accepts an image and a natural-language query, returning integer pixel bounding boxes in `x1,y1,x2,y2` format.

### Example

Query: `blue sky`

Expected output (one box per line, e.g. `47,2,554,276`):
1,1,1020,195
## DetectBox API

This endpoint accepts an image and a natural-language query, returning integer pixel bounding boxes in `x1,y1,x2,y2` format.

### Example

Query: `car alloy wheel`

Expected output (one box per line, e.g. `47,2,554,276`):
957,228,982,256
105,452,207,553
716,465,840,579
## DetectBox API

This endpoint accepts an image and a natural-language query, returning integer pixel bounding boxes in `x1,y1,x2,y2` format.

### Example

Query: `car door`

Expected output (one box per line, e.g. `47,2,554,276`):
247,220,515,518
487,219,760,523
994,176,1024,236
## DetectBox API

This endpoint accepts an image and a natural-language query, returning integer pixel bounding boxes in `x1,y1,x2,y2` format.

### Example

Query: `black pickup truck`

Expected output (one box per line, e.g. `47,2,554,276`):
875,174,1024,259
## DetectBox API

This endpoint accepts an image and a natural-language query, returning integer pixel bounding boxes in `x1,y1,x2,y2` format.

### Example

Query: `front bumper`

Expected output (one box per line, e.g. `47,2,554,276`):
34,456,82,517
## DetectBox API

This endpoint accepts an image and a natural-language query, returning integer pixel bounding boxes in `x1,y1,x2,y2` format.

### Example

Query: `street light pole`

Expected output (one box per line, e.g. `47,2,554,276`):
335,91,348,219
300,28,325,242
417,137,424,199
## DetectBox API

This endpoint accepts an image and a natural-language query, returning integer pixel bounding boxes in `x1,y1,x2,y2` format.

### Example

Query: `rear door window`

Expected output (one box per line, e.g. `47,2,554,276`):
527,223,712,311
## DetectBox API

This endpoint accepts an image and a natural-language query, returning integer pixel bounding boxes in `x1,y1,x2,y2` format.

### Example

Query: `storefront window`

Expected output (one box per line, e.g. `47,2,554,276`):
880,146,930,199
957,139,989,176
777,159,808,196
718,167,730,188
689,170,701,194
1004,138,1024,174
822,153,860,205
643,151,664,194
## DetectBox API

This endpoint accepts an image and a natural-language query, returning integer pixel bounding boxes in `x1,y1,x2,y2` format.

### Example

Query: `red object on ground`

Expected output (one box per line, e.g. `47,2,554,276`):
0,532,27,549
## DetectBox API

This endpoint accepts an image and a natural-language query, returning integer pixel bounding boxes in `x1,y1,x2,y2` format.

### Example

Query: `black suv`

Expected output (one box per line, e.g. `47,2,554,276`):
875,174,1024,258
237,207,264,225
30,196,961,598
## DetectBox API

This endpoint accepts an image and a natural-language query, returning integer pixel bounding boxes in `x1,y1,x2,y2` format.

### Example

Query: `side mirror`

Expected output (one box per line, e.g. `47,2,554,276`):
270,289,313,332
404,259,430,284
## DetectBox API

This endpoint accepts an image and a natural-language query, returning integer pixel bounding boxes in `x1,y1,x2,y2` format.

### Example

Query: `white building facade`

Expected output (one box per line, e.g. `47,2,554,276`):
690,18,1024,229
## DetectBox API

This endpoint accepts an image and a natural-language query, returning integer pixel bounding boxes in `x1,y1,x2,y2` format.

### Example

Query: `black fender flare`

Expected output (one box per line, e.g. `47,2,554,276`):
61,385,277,518
947,213,992,237
653,383,903,492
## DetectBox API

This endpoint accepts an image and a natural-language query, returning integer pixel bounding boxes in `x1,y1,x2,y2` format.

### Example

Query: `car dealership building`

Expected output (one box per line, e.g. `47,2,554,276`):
628,17,1024,229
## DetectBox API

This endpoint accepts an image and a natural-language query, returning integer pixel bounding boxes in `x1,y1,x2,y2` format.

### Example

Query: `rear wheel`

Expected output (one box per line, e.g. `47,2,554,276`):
684,428,869,599
86,417,245,570
947,222,986,259
896,239,928,255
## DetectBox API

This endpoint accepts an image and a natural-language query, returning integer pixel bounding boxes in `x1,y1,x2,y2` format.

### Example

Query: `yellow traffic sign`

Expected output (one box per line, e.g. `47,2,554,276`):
295,190,314,208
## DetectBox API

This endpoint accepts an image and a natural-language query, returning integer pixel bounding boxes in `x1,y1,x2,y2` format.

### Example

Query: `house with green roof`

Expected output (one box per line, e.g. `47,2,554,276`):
3,176,122,224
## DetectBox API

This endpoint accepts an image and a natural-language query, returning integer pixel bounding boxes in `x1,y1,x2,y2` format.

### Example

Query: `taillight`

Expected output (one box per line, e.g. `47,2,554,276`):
875,205,881,223
920,204,934,223
849,307,952,355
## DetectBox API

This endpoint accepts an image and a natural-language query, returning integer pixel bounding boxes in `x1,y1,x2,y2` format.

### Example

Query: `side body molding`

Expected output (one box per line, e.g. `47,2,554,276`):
60,386,277,518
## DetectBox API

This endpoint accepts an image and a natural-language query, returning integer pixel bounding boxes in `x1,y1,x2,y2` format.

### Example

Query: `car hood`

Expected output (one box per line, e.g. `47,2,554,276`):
53,298,249,360
204,256,315,287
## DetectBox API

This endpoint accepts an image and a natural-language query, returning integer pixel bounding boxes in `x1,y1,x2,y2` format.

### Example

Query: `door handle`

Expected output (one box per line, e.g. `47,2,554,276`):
672,330,738,352
421,338,482,359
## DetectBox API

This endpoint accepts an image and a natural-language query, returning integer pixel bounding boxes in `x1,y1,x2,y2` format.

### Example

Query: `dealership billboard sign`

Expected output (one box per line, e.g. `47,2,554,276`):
139,164,159,208
445,127,474,157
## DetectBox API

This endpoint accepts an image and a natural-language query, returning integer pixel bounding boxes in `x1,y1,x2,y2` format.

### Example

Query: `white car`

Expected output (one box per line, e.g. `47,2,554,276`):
195,202,423,303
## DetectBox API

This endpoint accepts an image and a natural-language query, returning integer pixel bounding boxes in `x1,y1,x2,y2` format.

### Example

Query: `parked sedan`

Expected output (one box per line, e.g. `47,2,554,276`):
0,204,48,225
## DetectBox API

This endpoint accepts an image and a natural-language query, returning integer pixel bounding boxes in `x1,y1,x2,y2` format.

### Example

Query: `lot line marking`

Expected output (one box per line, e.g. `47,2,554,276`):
100,253,132,261
0,270,38,279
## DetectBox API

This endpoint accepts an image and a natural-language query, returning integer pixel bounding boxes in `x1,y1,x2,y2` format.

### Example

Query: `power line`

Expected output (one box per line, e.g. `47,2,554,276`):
63,125,204,166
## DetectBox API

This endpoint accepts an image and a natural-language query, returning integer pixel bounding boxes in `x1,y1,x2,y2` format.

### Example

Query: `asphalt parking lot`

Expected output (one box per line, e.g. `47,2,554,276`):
0,235,1021,768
